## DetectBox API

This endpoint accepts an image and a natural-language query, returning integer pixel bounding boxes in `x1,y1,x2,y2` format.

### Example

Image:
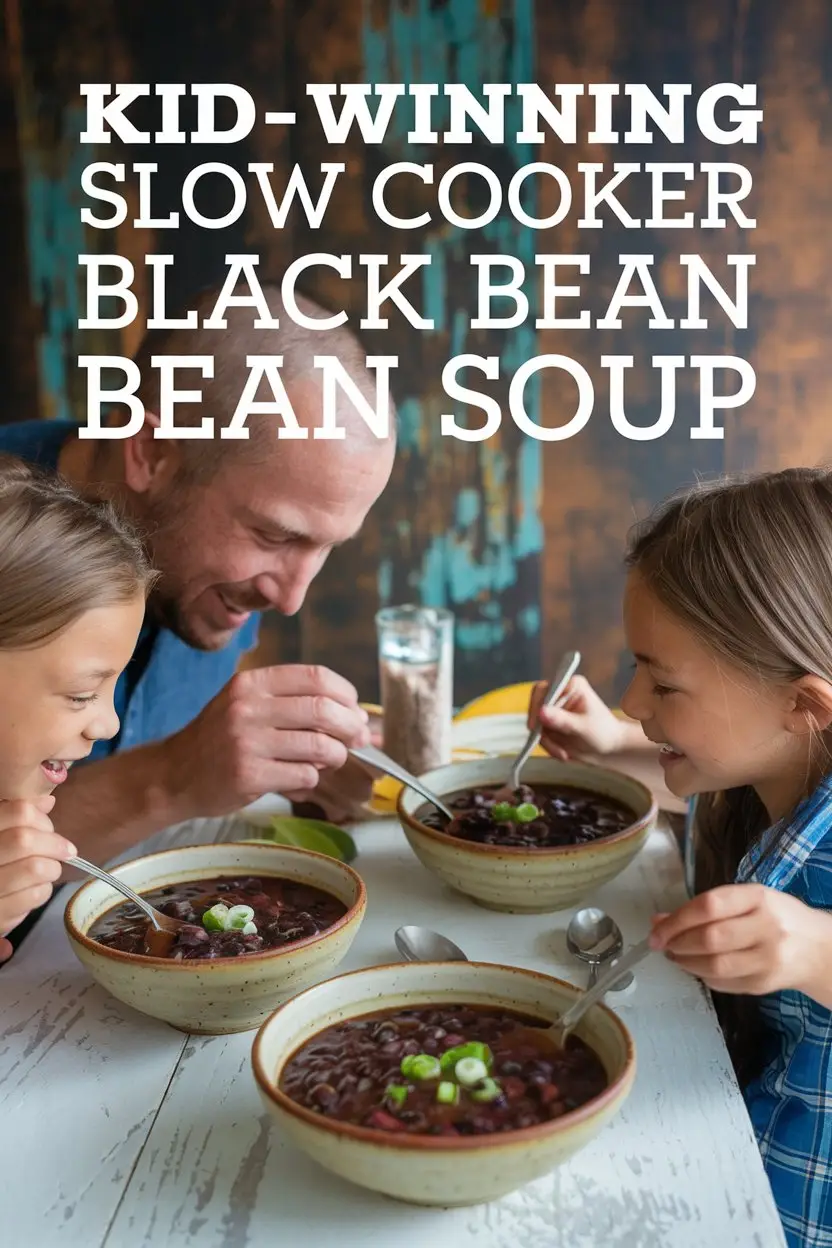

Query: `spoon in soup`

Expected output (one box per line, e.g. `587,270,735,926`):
495,650,581,800
511,935,653,1053
349,743,455,820
67,856,191,957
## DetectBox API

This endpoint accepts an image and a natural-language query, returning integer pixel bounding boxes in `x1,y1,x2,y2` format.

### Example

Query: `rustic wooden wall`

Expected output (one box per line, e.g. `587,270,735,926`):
0,1,38,422
4,0,832,707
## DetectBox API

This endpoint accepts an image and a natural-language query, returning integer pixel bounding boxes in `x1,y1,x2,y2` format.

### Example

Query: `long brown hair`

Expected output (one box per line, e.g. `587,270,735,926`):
625,467,832,1082
0,453,155,647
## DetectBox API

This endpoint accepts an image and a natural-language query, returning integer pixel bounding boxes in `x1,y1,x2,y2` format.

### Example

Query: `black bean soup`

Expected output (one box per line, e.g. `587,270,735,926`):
280,1003,608,1136
88,876,347,960
420,783,634,848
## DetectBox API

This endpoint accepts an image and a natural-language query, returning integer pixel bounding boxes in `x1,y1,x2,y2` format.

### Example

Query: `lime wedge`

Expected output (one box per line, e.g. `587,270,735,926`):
244,815,357,863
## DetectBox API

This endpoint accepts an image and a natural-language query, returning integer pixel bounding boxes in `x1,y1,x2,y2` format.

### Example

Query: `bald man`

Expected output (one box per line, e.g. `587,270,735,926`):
0,286,396,867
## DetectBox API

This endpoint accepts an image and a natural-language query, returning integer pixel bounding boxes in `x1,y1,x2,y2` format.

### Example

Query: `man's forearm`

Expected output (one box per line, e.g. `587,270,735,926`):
52,741,196,865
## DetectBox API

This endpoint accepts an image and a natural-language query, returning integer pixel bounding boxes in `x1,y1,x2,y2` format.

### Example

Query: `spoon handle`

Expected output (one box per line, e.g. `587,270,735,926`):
508,650,581,790
557,936,652,1036
66,856,162,931
349,744,454,819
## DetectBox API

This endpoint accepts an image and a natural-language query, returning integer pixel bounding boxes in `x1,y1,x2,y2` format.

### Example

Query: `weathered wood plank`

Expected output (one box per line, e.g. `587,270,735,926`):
98,815,785,1247
536,0,747,702
0,4,40,423
294,0,545,704
0,892,187,1245
7,0,832,705
727,0,832,473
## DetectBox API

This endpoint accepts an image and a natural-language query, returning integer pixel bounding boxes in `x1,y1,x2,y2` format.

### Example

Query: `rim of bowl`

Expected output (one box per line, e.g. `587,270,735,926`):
252,959,636,1153
396,758,658,857
63,841,367,970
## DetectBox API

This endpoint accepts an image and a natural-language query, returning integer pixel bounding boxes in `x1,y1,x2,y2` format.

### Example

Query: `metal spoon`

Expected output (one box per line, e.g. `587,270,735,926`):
502,650,581,794
350,743,454,820
394,925,468,962
510,936,653,1053
68,856,188,957
552,936,651,1044
394,920,649,1050
566,907,624,989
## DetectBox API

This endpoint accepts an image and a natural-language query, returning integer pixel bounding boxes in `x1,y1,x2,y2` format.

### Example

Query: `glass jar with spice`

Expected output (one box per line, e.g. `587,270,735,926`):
375,604,454,776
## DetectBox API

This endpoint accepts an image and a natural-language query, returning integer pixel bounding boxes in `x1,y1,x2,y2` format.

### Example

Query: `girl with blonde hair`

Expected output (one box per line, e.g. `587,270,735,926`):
0,454,154,961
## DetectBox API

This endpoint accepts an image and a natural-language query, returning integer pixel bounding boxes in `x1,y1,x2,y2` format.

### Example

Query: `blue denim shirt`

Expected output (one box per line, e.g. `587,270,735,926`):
0,421,260,759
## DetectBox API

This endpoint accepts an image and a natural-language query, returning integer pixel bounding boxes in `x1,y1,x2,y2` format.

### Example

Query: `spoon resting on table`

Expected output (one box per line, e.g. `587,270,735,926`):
566,906,623,989
67,856,192,957
394,925,468,963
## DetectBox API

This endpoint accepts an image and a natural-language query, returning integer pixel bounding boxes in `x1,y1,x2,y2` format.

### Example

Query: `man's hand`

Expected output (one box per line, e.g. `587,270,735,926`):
43,666,374,867
286,757,386,825
283,710,385,824
161,664,372,818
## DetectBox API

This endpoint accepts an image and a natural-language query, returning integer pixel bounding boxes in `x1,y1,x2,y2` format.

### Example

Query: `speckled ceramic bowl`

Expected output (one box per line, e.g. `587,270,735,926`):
252,960,636,1207
397,757,657,913
64,842,366,1035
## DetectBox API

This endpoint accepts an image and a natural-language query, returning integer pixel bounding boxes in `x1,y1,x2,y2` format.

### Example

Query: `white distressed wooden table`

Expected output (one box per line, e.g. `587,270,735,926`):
0,812,786,1248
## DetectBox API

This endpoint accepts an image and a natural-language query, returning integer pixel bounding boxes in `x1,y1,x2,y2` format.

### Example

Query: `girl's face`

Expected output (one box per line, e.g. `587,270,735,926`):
620,572,815,819
0,594,145,800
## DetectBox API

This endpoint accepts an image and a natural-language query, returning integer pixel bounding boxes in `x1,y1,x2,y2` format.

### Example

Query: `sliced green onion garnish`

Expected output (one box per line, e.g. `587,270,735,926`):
400,1053,441,1081
514,802,539,822
202,902,258,935
436,1081,459,1105
470,1077,502,1103
439,1045,465,1073
464,1041,492,1067
202,903,229,932
492,802,514,821
226,904,255,930
454,1057,489,1086
385,1084,408,1107
439,1041,493,1073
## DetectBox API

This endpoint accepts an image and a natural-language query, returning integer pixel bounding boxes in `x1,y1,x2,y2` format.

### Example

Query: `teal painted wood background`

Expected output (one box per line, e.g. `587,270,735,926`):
4,0,832,707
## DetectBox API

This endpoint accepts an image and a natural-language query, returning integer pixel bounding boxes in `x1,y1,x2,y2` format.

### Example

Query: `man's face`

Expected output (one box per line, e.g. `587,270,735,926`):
138,420,394,651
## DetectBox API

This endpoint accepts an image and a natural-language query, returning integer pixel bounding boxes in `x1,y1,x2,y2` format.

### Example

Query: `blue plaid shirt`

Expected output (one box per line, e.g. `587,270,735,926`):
737,775,832,1248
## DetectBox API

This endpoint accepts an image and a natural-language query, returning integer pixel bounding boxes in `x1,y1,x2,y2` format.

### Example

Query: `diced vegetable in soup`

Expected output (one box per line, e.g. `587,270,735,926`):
280,1003,608,1135
420,783,634,848
87,876,347,960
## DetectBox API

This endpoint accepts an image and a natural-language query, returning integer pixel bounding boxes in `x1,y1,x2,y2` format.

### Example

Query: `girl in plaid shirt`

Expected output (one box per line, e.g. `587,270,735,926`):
530,468,832,1248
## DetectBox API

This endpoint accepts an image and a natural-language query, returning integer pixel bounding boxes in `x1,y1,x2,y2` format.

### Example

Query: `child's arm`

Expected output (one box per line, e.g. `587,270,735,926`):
796,910,832,1009
649,883,832,1008
0,798,77,962
528,676,657,761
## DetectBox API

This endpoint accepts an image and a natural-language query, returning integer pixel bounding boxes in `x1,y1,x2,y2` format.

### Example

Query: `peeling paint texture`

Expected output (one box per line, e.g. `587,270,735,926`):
6,0,832,704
